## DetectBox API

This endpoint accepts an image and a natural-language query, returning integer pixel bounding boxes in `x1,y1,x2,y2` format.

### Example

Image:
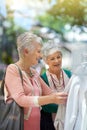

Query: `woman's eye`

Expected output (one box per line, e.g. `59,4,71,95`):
57,55,61,59
38,51,41,53
50,58,54,60
57,56,60,59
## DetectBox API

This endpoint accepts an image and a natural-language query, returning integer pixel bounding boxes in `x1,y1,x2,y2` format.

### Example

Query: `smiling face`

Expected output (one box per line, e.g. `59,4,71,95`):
46,51,62,74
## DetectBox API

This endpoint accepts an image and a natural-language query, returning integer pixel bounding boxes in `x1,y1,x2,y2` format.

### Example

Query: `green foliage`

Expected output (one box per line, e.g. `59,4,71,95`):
0,14,26,65
38,13,72,34
38,0,87,35
47,0,87,25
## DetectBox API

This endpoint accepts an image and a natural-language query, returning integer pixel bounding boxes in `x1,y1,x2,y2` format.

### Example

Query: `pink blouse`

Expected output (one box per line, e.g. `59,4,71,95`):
5,64,53,130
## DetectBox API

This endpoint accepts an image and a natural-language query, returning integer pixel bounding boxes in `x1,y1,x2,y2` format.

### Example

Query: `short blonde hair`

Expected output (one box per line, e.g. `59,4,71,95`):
17,32,42,58
41,40,62,60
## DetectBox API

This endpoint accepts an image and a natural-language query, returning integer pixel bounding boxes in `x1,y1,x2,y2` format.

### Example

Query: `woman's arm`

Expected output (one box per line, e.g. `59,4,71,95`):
38,92,67,106
5,64,67,108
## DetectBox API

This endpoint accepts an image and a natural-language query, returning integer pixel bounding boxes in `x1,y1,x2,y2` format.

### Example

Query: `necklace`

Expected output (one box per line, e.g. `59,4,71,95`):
16,61,34,77
25,70,34,77
47,70,65,92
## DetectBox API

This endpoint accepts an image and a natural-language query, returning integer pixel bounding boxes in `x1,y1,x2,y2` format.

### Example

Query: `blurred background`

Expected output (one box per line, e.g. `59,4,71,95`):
0,0,87,80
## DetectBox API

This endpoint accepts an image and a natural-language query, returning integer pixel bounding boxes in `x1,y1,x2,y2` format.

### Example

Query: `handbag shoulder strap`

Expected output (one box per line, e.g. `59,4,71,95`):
14,64,23,85
0,71,6,95
0,64,23,96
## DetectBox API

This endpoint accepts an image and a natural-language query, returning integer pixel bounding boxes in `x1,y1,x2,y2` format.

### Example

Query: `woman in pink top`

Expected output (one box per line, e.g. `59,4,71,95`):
5,32,67,130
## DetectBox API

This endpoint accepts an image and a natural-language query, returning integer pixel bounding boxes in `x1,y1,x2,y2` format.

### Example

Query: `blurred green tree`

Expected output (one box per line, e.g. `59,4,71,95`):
0,5,26,65
48,0,87,25
38,0,87,34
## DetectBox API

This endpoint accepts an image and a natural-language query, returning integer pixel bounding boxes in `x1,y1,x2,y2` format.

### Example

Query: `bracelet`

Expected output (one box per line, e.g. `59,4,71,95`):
34,96,39,107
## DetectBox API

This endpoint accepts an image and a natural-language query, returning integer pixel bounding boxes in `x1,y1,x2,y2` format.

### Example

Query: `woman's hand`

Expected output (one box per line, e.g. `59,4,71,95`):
38,92,68,106
52,92,68,104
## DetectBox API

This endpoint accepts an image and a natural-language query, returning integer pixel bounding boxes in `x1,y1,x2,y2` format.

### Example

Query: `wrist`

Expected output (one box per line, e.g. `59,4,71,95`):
33,96,39,107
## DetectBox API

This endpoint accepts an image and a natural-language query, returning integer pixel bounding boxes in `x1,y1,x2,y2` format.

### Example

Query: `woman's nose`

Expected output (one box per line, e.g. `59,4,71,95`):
55,58,59,62
39,53,43,59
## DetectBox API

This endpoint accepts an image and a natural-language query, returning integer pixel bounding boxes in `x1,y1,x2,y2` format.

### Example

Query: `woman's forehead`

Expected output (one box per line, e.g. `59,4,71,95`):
47,51,62,58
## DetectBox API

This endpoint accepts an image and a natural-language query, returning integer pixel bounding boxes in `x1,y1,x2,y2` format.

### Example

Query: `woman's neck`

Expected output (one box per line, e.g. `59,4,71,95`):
49,68,62,80
16,59,31,74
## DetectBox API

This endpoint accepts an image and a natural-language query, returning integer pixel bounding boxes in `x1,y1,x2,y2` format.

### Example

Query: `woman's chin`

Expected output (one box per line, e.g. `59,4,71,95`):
54,68,60,72
33,61,38,66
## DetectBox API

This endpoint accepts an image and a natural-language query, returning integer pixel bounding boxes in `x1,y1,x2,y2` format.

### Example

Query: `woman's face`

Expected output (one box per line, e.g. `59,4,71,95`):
46,51,62,73
27,42,42,66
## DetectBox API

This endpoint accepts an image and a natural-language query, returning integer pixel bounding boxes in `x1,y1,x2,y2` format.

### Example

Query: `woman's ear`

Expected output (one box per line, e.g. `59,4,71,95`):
24,48,29,55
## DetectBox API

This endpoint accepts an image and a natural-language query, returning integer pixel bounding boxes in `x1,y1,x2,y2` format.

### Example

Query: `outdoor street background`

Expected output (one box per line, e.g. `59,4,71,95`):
0,0,87,80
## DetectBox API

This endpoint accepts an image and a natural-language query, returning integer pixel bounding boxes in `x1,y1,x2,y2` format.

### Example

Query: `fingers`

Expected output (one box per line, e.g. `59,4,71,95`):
55,92,68,104
57,96,67,104
57,92,68,97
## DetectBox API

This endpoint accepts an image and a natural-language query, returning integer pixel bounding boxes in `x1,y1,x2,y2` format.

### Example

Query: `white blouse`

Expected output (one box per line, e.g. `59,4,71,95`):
64,74,87,130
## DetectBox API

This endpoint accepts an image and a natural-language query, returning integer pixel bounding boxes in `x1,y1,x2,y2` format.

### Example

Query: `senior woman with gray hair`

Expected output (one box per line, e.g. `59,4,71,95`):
4,32,68,130
40,40,71,130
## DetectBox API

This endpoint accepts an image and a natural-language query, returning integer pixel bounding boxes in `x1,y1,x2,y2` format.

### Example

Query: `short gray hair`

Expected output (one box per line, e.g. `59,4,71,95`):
17,32,42,58
42,40,62,60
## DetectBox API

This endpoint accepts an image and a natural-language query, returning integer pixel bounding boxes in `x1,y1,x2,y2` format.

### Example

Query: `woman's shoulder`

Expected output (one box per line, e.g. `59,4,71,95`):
41,71,46,78
63,68,72,78
41,71,49,85
7,63,15,70
6,64,19,74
